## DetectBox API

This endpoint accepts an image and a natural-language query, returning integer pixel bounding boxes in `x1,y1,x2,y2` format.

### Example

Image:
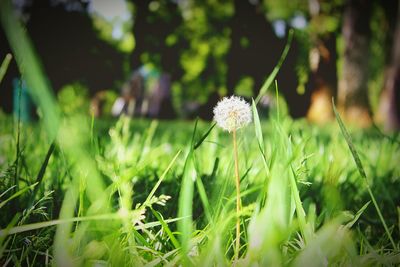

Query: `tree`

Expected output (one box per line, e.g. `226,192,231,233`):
261,0,341,119
338,0,373,127
376,1,400,131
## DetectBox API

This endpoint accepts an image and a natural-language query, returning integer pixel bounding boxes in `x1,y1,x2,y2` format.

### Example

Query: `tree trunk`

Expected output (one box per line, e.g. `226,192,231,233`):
306,37,337,124
376,1,400,131
338,0,372,127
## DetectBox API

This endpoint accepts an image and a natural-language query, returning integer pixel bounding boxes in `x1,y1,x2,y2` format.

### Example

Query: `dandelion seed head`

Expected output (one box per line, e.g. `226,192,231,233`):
213,95,252,132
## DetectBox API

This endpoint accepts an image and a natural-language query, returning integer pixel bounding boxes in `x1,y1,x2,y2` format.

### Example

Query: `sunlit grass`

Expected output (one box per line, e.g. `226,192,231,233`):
0,113,399,266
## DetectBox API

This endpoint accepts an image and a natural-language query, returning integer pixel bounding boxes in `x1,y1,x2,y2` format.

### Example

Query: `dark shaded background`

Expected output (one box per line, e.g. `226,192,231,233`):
0,0,338,118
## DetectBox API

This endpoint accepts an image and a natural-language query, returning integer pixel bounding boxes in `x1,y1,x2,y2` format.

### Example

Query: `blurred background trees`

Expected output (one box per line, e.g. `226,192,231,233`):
376,1,400,131
338,0,372,127
0,0,399,129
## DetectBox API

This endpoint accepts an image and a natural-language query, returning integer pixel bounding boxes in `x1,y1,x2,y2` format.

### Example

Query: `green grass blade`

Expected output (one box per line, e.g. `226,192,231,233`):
345,201,371,229
0,53,12,84
0,213,185,237
290,166,309,244
1,213,119,237
254,29,294,105
275,80,280,122
28,142,56,207
150,207,181,249
332,99,397,250
138,120,159,162
178,153,195,264
0,182,37,209
14,83,21,193
191,118,199,148
0,185,16,199
177,122,198,265
53,179,79,265
145,150,182,205
252,99,268,174
332,103,367,180
136,217,187,231
195,175,213,224
194,122,216,150
132,227,151,247
0,214,19,259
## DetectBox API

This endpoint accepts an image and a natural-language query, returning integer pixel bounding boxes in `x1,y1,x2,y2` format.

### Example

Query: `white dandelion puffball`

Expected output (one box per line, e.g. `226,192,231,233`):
213,95,252,132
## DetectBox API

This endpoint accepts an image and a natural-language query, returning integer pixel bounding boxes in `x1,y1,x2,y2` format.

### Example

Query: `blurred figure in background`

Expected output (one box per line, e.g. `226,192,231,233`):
146,72,175,119
111,64,175,119
111,70,144,117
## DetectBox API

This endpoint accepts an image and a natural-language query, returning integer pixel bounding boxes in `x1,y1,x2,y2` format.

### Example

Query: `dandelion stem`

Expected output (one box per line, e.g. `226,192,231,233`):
232,128,241,261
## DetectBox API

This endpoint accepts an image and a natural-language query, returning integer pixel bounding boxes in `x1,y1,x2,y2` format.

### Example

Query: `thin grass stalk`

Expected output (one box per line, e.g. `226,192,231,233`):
14,81,22,193
254,29,293,105
232,128,241,261
332,100,397,250
28,142,55,208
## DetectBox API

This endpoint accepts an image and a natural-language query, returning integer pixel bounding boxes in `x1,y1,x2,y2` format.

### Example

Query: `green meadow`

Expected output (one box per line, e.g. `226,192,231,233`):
1,110,399,266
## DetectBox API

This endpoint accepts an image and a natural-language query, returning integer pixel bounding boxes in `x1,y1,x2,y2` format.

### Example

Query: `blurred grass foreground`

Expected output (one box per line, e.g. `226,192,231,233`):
1,0,400,266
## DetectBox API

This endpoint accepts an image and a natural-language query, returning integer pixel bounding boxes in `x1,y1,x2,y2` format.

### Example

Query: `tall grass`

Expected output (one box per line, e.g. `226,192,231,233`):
0,1,399,266
0,116,399,266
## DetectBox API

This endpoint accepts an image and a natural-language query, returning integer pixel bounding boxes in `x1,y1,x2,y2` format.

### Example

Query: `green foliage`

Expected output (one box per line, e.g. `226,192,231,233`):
172,0,234,102
90,0,135,53
294,30,310,95
57,83,90,115
234,76,254,98
263,0,308,21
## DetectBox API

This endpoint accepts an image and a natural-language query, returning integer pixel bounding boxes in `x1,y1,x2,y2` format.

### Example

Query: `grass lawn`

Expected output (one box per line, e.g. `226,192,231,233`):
0,112,399,266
